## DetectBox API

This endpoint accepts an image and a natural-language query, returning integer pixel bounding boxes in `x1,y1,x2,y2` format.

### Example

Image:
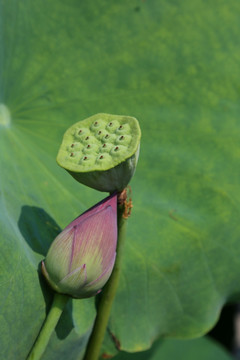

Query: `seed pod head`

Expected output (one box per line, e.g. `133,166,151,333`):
56,113,141,192
41,194,117,298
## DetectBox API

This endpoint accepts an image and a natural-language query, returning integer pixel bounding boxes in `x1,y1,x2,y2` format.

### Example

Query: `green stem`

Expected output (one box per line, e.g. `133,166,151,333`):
27,293,69,360
83,204,128,360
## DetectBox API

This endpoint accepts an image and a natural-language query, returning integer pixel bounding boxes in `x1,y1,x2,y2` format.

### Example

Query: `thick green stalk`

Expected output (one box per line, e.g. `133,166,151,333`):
83,204,128,360
27,293,69,360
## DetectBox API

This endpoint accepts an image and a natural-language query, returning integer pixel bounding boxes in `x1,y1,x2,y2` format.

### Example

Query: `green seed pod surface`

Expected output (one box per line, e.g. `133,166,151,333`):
57,113,141,192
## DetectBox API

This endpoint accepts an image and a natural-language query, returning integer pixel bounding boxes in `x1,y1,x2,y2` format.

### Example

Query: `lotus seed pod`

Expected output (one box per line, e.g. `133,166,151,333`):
41,193,117,298
56,113,141,192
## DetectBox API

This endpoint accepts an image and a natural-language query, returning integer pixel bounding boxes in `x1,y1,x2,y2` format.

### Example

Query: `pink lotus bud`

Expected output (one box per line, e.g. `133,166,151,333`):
41,194,117,298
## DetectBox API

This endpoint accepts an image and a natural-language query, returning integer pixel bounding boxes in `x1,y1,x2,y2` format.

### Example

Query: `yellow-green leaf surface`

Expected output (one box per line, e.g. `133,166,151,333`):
1,0,240,358
114,337,233,360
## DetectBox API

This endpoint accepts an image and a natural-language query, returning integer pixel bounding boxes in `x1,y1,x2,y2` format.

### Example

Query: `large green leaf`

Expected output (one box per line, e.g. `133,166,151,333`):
1,0,240,358
114,337,233,360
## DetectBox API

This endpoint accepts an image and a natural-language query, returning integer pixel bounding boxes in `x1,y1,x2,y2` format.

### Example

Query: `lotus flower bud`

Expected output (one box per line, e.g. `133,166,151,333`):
56,113,141,192
41,194,117,298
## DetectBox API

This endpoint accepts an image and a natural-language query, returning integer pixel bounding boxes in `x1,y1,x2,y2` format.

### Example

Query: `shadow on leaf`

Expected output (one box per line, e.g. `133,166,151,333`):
18,205,61,256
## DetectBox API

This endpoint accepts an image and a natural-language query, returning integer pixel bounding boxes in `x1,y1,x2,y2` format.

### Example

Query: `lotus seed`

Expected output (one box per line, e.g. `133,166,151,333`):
100,143,112,153
85,136,89,140
105,134,109,139
94,121,98,125
115,147,119,151
87,144,91,148
119,125,123,129
98,131,102,135
100,155,104,159
71,143,75,147
83,156,88,160
70,152,74,157
78,130,82,134
115,134,131,145
109,122,113,126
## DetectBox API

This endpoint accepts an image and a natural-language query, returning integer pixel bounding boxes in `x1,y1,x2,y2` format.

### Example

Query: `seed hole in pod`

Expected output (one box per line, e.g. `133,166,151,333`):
70,152,74,157
87,144,91,148
119,136,124,140
114,146,119,151
118,125,123,130
78,129,82,134
71,143,75,147
94,121,98,126
98,130,102,135
85,136,89,140
102,143,106,148
105,134,109,139
83,156,88,160
109,122,113,126
100,155,104,159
